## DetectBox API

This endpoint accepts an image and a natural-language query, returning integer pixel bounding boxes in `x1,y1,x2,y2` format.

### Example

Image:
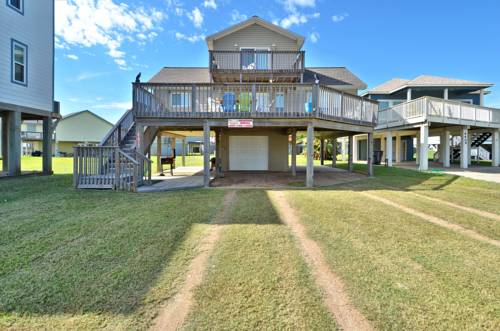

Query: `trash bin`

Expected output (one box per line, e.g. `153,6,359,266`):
373,150,383,165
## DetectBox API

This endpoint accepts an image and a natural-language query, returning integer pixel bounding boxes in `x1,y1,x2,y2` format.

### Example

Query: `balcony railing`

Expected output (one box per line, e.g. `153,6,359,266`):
133,83,378,126
209,50,305,73
377,96,500,129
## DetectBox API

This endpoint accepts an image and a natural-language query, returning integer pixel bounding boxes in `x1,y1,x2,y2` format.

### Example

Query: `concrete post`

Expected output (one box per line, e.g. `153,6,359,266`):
460,127,469,169
1,114,8,172
348,135,354,172
306,124,314,188
342,137,348,161
319,138,324,165
419,125,429,171
444,88,449,100
467,140,472,166
386,131,393,166
291,129,297,177
415,134,420,165
182,139,186,167
492,129,500,167
7,111,21,176
367,132,374,177
156,133,162,173
42,118,53,175
395,134,402,163
203,121,211,187
332,137,337,168
443,129,451,167
407,88,412,102
352,136,358,162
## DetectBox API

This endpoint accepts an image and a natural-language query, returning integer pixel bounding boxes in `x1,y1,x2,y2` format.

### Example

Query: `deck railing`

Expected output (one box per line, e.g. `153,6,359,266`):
73,146,150,192
209,50,305,73
100,108,135,146
377,96,500,128
133,83,378,125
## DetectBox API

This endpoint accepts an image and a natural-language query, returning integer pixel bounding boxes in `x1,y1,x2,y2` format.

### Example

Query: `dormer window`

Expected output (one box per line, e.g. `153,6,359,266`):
7,0,24,14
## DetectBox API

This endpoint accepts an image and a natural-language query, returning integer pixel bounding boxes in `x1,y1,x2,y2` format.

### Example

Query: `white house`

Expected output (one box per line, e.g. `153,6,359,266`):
0,0,58,175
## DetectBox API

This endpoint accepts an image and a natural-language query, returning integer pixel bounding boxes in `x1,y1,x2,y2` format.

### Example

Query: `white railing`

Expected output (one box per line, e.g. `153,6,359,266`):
133,83,378,125
378,96,500,128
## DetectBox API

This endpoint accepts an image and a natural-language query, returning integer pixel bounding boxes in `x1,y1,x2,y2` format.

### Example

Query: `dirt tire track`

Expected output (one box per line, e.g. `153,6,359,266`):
269,191,374,331
360,191,500,248
150,191,236,331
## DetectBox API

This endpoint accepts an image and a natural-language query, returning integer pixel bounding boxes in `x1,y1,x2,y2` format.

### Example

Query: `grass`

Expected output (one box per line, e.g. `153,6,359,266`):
183,190,336,330
285,189,500,330
1,162,500,330
0,174,226,330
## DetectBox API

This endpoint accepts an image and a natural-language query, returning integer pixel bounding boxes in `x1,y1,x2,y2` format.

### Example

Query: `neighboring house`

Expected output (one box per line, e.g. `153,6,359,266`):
21,120,43,155
55,111,113,156
74,16,378,191
354,75,500,169
0,0,58,176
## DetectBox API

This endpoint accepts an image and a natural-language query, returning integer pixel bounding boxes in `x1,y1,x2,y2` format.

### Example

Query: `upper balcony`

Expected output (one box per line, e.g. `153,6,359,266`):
377,96,500,130
133,82,378,127
209,50,305,82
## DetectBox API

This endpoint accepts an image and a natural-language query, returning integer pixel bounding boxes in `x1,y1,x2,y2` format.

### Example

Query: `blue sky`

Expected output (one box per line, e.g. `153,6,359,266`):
55,0,500,123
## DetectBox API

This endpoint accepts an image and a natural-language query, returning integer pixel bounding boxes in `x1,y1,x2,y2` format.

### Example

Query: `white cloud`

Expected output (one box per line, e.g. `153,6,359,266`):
75,71,109,81
175,32,205,43
187,7,204,28
66,54,79,60
332,13,349,23
230,9,247,23
55,0,165,69
309,32,319,43
203,0,217,10
275,12,319,29
280,0,316,12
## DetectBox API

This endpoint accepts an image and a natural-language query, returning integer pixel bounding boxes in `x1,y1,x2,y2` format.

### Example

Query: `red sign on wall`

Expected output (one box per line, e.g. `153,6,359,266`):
228,119,253,128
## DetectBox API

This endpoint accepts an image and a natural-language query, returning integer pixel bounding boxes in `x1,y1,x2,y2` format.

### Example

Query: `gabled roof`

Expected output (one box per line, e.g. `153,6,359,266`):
149,67,211,83
205,16,305,50
304,67,367,90
61,110,113,126
148,66,366,91
365,75,493,95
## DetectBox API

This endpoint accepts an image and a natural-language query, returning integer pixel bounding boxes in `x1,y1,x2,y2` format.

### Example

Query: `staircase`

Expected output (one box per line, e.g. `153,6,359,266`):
73,110,153,192
451,132,492,161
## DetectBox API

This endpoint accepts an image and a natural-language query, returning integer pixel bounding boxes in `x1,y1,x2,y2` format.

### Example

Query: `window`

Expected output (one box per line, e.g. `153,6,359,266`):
11,39,27,86
275,93,285,111
7,0,23,14
171,92,190,108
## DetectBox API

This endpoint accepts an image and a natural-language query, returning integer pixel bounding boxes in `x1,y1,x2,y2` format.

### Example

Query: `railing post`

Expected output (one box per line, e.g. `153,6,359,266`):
191,84,197,113
312,83,319,113
114,148,120,190
340,92,344,119
73,147,78,188
252,84,257,113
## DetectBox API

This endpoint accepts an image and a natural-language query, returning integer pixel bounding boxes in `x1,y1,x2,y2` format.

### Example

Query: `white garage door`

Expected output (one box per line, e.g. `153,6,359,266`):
229,136,268,171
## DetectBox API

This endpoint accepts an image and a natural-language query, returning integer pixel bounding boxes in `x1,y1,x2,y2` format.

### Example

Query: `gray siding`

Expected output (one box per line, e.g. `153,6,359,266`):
213,24,298,51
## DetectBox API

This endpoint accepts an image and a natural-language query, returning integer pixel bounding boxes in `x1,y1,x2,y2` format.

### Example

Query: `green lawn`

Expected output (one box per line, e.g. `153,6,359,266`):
1,165,499,330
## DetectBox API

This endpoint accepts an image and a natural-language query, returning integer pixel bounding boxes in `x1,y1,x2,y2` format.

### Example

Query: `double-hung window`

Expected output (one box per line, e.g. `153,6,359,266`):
11,39,27,86
7,0,24,14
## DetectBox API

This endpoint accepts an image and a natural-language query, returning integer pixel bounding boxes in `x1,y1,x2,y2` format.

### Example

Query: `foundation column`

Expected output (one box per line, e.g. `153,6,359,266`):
215,129,222,177
352,136,358,162
419,125,429,171
492,129,500,167
342,137,348,161
319,138,325,165
306,123,314,188
332,137,337,168
7,111,21,176
291,128,297,177
203,121,211,187
460,126,469,169
367,132,374,177
395,134,402,163
156,132,162,174
415,134,420,166
182,138,186,167
348,135,354,172
443,129,451,167
1,114,8,172
42,117,53,175
386,131,393,167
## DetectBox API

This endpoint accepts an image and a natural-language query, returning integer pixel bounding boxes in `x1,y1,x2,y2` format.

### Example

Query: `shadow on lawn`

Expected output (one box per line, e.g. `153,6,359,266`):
0,176,278,320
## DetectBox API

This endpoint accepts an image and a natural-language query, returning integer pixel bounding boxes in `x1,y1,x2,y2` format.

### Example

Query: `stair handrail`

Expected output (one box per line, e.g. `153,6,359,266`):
100,109,134,146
